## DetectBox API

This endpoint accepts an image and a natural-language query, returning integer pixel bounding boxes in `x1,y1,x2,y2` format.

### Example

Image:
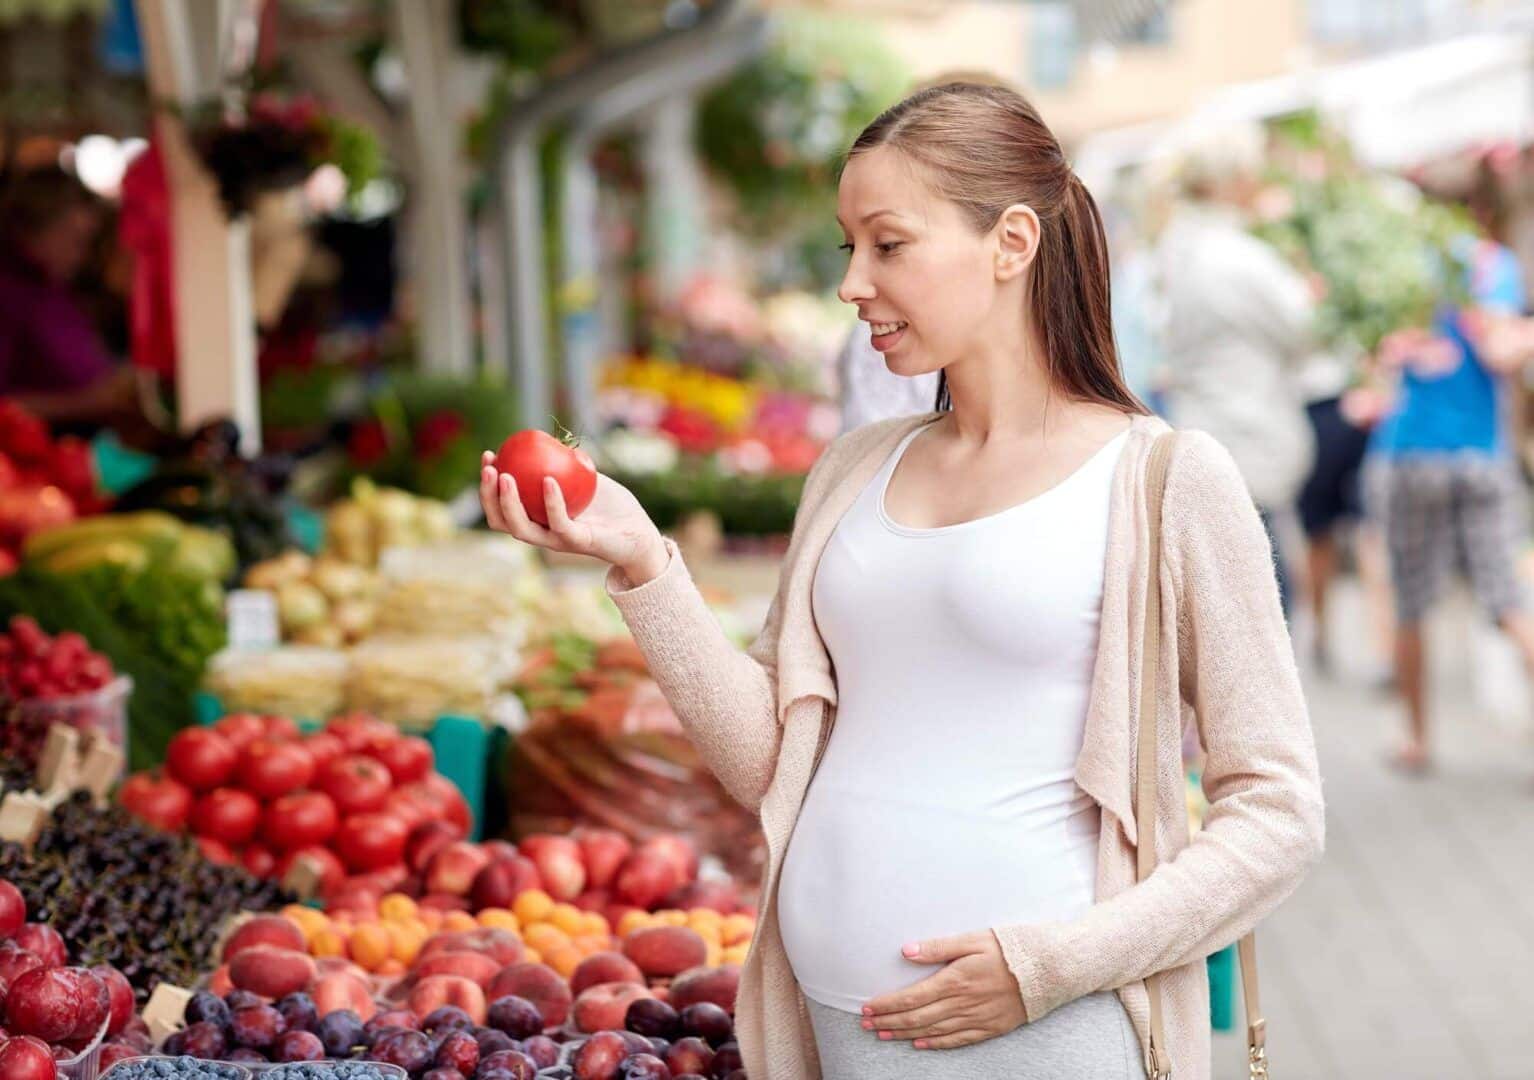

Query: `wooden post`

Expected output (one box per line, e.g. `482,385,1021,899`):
135,0,263,453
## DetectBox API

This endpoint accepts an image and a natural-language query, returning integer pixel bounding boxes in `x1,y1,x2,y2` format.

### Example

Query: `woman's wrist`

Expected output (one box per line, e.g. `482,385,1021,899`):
617,535,670,587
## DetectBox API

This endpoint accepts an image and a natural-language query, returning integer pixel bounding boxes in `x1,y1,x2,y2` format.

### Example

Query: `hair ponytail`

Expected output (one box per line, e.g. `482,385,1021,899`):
853,83,1148,417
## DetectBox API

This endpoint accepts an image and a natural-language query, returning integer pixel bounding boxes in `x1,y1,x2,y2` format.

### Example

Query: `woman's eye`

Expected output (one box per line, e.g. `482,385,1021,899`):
876,242,902,256
838,243,854,254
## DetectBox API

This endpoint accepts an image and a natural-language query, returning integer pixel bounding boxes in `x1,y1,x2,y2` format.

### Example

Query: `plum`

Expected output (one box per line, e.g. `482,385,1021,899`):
487,995,544,1040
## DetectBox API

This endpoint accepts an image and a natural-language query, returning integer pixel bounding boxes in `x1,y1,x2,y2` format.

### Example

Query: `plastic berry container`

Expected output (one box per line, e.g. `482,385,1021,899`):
4,674,132,771
98,1055,250,1079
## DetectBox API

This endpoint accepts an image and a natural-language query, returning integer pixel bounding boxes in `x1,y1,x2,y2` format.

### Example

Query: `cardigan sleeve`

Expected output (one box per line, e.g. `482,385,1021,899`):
604,439,846,812
990,431,1325,1023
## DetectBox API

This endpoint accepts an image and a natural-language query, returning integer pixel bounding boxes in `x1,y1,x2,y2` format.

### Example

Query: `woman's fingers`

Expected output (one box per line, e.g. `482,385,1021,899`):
480,465,506,532
497,472,555,546
871,1001,966,1038
914,1029,990,1051
542,477,585,547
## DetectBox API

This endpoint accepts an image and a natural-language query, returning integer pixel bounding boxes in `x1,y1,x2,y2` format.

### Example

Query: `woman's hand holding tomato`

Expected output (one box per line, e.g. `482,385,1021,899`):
480,440,669,584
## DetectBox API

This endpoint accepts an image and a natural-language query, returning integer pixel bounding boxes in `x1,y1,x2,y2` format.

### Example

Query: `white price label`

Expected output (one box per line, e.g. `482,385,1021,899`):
226,589,280,650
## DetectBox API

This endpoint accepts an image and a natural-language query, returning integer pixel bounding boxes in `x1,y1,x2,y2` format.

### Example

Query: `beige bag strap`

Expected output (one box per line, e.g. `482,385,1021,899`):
1140,431,1267,1080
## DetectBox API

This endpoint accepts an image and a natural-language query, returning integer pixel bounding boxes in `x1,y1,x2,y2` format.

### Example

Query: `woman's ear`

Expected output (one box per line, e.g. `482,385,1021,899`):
994,203,1040,282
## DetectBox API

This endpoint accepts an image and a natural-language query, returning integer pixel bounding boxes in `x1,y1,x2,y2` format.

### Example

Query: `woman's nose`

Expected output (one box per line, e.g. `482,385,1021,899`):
837,260,872,306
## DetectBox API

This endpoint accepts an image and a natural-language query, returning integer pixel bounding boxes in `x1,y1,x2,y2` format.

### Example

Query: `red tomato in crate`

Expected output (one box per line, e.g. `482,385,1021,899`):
237,739,315,800
493,429,598,526
396,775,472,837
165,728,239,791
261,715,302,742
334,813,410,872
242,845,279,879
118,771,193,832
214,713,268,751
196,836,237,865
279,846,347,895
365,734,434,785
327,712,396,752
192,787,262,846
303,731,345,771
262,791,339,851
316,755,392,816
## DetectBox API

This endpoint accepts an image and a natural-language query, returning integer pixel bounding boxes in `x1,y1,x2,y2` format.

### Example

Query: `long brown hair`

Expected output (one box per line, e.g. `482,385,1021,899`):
846,83,1148,416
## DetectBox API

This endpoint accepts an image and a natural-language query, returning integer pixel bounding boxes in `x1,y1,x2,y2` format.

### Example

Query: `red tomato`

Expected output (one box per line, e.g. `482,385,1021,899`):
118,771,193,832
262,791,339,852
494,429,598,526
383,787,431,831
165,728,238,791
191,787,262,846
397,776,471,836
261,714,302,742
302,732,345,771
196,836,237,865
242,845,278,879
214,713,267,751
326,712,396,752
364,734,434,785
316,755,392,816
334,813,410,872
237,739,315,800
279,846,347,895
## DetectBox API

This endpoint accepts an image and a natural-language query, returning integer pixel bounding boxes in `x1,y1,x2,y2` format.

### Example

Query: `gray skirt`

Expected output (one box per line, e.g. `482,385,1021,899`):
805,991,1147,1080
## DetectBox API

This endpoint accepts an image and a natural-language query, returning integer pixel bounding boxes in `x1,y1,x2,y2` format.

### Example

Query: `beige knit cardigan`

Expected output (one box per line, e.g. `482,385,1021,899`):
604,412,1325,1080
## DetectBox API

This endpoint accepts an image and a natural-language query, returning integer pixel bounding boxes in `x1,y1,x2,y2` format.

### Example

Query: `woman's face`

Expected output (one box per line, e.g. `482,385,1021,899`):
836,146,999,378
24,205,98,283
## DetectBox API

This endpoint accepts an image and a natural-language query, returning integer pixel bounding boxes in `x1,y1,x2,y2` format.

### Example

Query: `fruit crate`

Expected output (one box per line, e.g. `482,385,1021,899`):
4,674,132,774
102,1059,409,1079
193,696,500,841
100,1058,249,1079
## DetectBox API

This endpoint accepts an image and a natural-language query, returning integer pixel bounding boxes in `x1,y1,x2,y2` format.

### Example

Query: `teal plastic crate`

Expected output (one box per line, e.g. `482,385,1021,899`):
196,696,492,840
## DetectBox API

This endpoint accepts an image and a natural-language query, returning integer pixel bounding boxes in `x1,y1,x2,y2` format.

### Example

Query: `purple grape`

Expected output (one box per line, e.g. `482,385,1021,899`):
369,1028,434,1073
276,991,318,1033
620,1053,674,1080
224,989,264,1011
520,1033,560,1068
229,1004,287,1051
274,1029,325,1062
422,1004,475,1033
626,998,681,1039
487,995,544,1040
180,1019,229,1060
185,990,231,1029
475,1026,518,1058
679,1004,733,1048
317,1008,365,1058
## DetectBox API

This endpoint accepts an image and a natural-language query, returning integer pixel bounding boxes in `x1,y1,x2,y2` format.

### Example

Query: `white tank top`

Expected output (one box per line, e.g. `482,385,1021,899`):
778,422,1127,1012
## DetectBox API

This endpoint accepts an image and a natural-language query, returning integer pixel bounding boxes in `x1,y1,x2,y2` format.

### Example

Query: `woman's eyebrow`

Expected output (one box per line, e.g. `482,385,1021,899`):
836,209,903,228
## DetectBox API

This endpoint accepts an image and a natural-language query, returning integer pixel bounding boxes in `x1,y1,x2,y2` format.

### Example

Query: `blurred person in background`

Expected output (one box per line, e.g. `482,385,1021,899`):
0,165,138,426
1365,221,1534,773
1154,121,1317,615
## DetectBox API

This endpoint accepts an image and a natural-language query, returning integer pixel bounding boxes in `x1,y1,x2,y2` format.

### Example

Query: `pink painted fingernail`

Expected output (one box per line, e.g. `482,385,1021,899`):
914,1040,928,1050
861,1006,872,1016
878,1031,892,1041
902,943,919,958
860,1020,872,1030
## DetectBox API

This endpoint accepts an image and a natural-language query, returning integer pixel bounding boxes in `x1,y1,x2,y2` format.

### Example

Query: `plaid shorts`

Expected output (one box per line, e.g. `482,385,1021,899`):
1364,455,1528,624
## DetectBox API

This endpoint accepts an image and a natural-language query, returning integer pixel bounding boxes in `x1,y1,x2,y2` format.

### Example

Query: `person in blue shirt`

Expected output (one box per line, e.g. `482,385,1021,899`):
1365,237,1534,772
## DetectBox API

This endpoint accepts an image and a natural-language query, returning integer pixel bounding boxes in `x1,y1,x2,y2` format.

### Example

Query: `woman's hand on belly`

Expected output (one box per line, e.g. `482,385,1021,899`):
860,930,1029,1050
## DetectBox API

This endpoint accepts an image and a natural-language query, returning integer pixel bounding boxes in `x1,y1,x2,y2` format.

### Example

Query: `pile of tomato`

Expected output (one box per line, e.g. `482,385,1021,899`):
118,711,470,894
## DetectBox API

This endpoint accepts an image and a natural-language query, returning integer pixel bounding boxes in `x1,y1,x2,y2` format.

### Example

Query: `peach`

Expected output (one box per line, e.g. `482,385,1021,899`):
408,974,486,1026
637,835,698,881
573,888,611,914
424,842,491,897
222,915,305,961
663,879,739,915
419,928,526,968
667,965,741,1015
418,893,472,913
404,820,463,875
574,828,632,891
471,858,538,912
518,835,586,901
486,963,572,1029
228,945,318,999
481,839,520,863
410,950,501,988
313,971,376,1021
569,952,644,998
572,981,655,1034
206,964,234,998
613,851,683,910
622,926,707,978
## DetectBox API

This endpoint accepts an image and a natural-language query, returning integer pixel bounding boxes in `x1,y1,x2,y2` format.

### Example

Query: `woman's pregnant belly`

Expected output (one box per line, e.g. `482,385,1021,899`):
777,774,1100,1013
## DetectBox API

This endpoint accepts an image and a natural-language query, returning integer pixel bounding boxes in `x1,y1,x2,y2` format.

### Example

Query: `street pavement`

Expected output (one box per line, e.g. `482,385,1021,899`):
1213,581,1534,1079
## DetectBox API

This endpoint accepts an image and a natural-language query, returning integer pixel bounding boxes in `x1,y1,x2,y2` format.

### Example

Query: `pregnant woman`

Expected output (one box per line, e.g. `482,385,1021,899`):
481,82,1324,1080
